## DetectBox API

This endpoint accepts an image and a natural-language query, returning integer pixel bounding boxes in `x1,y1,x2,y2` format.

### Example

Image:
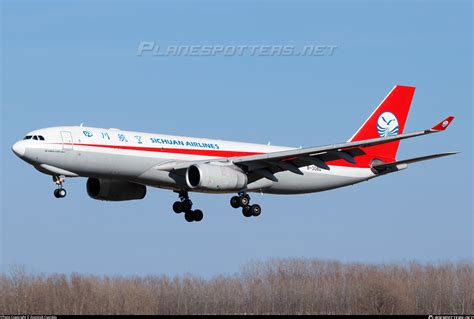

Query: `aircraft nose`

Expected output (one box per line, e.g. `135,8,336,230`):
12,141,26,157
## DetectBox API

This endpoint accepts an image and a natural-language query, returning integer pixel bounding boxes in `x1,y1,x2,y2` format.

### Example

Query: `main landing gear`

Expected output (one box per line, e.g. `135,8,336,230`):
172,191,203,223
53,175,67,198
230,192,262,218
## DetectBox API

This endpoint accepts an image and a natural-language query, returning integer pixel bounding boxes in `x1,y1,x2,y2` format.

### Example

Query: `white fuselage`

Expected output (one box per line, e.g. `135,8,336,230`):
12,126,376,194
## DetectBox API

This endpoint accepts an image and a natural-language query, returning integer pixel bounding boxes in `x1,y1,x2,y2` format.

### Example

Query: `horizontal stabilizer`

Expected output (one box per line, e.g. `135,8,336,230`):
371,152,459,174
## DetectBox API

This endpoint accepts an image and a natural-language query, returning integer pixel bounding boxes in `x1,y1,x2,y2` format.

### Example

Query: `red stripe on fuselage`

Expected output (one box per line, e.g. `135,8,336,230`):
59,143,263,158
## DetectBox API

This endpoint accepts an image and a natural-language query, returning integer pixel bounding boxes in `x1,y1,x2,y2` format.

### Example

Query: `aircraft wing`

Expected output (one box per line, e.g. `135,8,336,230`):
225,116,455,181
156,116,455,181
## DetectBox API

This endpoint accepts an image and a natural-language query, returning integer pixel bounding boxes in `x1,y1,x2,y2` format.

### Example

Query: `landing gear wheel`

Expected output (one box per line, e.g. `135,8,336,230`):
174,191,204,222
250,204,261,217
173,201,183,214
58,188,66,198
54,188,66,198
53,175,66,198
182,199,192,212
242,205,252,217
230,196,240,209
185,211,195,222
239,195,250,207
193,209,203,222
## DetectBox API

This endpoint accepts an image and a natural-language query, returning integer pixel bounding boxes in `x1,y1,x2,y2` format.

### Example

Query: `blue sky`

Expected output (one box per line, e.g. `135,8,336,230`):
1,0,472,277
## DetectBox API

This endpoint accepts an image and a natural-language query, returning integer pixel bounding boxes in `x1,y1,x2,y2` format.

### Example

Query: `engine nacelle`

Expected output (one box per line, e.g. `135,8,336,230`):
86,178,146,201
186,164,247,191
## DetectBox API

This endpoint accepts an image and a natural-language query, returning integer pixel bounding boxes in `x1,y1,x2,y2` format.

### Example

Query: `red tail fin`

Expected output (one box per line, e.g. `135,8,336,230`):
349,85,415,162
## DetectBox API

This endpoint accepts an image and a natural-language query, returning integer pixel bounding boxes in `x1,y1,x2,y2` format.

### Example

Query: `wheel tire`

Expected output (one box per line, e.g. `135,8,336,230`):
230,196,240,209
250,204,261,217
193,209,203,222
239,195,250,207
54,189,60,198
184,211,194,222
182,199,192,212
173,201,183,214
58,188,66,198
242,205,252,217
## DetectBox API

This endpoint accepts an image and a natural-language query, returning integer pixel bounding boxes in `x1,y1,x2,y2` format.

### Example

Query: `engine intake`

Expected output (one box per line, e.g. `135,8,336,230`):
86,178,146,201
186,164,247,191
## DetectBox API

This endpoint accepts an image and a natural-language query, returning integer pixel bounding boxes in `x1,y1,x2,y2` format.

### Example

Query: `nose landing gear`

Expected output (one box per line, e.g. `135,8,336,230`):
54,188,67,198
230,192,262,217
172,191,204,222
53,175,67,198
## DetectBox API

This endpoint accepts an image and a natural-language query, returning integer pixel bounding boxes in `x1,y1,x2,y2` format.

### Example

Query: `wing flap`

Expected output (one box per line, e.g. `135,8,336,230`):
270,160,304,175
297,155,330,170
254,168,279,182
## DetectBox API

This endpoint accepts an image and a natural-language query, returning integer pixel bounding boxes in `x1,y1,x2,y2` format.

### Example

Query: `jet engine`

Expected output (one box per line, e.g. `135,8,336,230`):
185,163,247,191
86,178,146,201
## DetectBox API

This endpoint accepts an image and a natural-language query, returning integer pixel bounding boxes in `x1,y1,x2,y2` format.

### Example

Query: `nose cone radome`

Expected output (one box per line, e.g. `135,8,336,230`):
12,141,26,158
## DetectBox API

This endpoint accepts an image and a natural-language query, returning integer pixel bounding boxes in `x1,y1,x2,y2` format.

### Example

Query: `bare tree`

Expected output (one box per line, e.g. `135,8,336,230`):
0,259,472,315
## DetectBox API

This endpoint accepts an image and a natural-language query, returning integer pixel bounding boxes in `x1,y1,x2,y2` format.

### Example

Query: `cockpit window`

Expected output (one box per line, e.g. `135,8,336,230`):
24,135,45,141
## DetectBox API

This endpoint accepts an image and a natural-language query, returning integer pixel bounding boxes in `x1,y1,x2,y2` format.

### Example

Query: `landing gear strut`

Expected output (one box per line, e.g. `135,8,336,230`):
230,192,262,217
173,191,203,222
53,175,66,198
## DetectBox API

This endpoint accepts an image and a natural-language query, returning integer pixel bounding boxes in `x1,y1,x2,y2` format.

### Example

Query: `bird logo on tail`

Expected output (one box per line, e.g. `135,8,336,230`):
377,112,399,137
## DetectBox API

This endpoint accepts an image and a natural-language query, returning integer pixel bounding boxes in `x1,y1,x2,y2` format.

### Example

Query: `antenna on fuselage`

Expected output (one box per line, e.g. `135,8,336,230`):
79,123,84,127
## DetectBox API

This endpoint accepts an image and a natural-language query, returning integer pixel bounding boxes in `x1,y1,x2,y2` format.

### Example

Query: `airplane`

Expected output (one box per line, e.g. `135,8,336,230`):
11,85,457,222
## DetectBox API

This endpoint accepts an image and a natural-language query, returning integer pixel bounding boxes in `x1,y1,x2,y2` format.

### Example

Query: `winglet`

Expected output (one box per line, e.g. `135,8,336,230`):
431,116,455,131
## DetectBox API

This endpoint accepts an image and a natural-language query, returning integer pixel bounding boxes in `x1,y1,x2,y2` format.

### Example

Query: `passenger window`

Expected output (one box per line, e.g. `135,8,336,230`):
32,136,38,140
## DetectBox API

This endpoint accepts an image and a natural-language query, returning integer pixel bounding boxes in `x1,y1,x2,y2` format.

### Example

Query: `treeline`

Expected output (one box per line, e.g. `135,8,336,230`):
0,259,472,315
